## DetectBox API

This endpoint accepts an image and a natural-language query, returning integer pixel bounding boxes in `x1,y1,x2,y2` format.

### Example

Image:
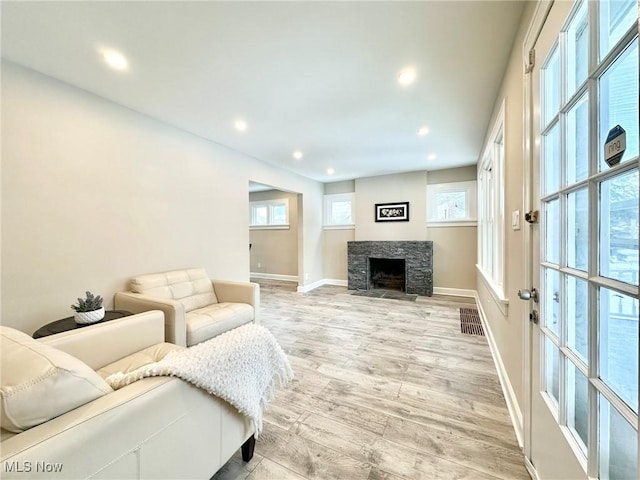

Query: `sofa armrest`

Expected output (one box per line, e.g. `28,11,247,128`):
0,377,253,479
39,311,165,370
211,280,260,324
114,292,187,347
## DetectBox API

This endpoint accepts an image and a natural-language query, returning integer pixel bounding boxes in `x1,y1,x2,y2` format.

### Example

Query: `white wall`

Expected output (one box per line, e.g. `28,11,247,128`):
322,180,355,281
249,190,299,277
426,166,478,291
355,171,427,241
1,61,323,334
476,0,537,432
322,170,478,291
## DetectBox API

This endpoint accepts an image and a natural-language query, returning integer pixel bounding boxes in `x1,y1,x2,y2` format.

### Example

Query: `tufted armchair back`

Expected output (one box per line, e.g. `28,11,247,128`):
130,268,218,313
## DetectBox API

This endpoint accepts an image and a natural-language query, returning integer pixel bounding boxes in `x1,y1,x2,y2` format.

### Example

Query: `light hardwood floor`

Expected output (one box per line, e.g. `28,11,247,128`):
213,281,529,480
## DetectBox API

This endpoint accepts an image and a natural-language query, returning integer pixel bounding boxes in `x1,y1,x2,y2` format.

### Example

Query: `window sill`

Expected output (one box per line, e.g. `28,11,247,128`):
250,225,290,230
427,220,477,228
323,225,355,230
476,264,509,316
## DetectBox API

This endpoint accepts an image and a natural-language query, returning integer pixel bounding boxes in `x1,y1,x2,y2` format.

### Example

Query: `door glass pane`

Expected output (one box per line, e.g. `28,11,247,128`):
566,94,589,184
543,46,560,127
599,169,639,286
566,1,589,98
567,362,588,449
599,394,638,479
599,41,639,171
545,199,560,264
543,124,561,194
599,0,638,59
567,275,588,361
545,336,560,405
599,287,639,412
545,268,561,337
567,188,588,270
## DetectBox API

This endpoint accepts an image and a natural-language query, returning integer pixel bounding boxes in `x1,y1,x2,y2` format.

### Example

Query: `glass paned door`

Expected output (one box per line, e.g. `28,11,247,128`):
529,0,639,478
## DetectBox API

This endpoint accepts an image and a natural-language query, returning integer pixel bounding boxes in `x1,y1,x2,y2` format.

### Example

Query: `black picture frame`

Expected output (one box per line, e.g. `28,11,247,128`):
375,202,409,222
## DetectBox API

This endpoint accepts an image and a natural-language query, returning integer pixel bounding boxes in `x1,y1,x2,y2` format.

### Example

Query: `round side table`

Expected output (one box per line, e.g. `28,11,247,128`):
32,310,133,338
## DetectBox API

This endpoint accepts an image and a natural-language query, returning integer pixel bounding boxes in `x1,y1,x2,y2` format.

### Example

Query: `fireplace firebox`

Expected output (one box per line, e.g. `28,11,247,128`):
369,258,406,291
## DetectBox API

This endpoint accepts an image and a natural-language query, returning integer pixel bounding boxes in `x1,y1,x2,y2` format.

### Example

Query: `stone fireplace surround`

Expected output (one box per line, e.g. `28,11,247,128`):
347,241,433,296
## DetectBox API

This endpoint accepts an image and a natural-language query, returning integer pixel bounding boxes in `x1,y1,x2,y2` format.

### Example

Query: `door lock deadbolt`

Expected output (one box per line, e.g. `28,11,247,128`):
524,210,539,224
529,310,539,324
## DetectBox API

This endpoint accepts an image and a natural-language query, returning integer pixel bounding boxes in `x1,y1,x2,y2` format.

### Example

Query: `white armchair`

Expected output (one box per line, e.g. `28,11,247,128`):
114,268,259,347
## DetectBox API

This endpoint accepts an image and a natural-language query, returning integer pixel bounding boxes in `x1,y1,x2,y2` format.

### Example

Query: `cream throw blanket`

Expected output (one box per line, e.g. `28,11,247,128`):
105,323,293,435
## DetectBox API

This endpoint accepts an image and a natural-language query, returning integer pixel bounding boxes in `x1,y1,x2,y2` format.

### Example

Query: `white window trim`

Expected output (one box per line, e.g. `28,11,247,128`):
323,193,355,228
323,225,356,230
427,220,478,228
477,99,506,301
426,180,477,225
249,225,290,231
249,197,290,229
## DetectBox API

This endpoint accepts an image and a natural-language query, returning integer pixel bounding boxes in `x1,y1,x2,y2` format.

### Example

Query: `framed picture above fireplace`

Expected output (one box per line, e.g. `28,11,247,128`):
375,202,409,222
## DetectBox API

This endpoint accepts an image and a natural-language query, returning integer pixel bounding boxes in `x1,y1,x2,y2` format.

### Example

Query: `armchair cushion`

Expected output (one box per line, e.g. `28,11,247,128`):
186,303,254,345
96,343,183,379
0,327,112,433
131,268,218,312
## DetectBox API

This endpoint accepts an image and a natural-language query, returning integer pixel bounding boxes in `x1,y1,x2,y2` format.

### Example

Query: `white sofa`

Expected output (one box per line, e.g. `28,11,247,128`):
114,268,259,347
0,311,254,479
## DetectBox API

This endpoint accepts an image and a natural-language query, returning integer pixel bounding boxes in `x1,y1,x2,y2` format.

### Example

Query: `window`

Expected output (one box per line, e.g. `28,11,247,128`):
250,198,289,228
324,193,355,228
478,101,505,297
426,181,477,226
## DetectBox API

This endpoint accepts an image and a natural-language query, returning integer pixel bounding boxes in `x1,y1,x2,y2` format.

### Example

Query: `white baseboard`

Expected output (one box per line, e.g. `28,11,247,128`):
433,287,477,298
250,272,298,282
296,278,348,292
474,292,524,449
524,456,539,480
296,278,326,293
296,282,472,295
323,278,347,287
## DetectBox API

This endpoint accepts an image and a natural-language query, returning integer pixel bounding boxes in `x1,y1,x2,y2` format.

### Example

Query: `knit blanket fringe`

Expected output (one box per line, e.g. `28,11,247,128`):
105,323,293,436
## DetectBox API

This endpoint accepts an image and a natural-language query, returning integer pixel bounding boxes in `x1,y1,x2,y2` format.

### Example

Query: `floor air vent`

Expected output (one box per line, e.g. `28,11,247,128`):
459,307,484,336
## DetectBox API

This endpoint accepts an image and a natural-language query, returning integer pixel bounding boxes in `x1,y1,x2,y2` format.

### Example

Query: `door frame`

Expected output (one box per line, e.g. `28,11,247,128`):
521,1,555,477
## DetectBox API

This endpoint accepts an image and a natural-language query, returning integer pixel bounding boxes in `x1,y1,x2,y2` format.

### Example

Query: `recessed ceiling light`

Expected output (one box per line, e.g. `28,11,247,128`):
397,67,416,86
293,150,303,160
417,126,430,136
327,167,335,175
234,120,248,132
101,49,128,71
427,153,437,161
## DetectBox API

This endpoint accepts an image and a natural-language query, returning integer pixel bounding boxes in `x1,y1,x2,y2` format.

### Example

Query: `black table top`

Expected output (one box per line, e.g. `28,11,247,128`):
32,310,133,338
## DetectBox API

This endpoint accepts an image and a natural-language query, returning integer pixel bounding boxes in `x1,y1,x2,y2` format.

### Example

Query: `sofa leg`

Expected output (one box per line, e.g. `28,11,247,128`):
241,435,256,462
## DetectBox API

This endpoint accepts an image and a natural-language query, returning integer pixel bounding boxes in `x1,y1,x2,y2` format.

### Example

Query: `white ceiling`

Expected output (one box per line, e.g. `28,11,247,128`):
2,1,525,183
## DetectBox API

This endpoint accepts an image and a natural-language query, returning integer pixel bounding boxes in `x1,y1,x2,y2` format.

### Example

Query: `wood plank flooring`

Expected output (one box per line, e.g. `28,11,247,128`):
213,281,529,480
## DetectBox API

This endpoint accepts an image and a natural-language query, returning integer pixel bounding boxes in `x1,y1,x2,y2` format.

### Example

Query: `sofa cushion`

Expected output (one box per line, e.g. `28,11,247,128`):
130,268,218,312
96,343,184,379
0,327,112,433
186,303,254,346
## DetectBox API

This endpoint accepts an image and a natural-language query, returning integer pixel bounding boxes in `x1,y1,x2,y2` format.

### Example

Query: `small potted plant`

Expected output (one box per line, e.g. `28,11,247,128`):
71,291,105,325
